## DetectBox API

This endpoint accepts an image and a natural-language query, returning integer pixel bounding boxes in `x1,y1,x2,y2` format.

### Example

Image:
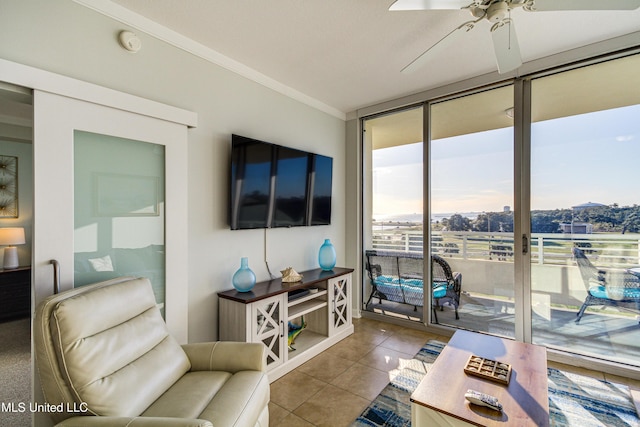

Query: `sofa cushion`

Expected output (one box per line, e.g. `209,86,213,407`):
142,371,232,419
50,277,191,417
142,370,269,427
198,371,270,427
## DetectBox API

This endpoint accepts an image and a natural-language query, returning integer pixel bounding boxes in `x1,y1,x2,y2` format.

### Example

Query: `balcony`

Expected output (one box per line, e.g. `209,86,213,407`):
367,228,640,367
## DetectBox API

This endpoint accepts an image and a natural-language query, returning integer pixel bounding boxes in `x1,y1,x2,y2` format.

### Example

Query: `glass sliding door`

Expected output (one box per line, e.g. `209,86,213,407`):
29,71,193,427
360,51,640,374
429,85,516,337
32,90,189,342
363,106,425,322
530,53,640,367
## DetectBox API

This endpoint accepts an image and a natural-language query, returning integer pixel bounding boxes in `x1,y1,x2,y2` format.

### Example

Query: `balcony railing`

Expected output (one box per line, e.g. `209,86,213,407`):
371,229,640,267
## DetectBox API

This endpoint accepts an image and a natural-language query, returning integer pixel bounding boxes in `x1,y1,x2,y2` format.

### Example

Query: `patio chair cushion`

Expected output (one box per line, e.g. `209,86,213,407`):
589,285,640,300
373,277,405,303
432,284,447,299
374,275,424,287
373,275,427,307
403,278,423,288
375,275,400,285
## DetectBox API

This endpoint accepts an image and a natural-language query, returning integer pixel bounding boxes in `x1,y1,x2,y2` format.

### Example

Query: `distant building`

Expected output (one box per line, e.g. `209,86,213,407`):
559,222,593,234
572,202,606,210
561,202,603,233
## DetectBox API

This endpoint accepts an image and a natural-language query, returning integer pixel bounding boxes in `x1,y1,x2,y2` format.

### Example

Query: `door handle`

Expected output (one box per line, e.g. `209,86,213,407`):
50,259,60,294
522,235,529,255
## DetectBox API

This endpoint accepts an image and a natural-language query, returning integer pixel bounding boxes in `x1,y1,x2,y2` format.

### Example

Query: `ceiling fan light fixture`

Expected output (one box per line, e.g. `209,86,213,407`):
469,6,486,18
486,2,510,22
394,0,640,75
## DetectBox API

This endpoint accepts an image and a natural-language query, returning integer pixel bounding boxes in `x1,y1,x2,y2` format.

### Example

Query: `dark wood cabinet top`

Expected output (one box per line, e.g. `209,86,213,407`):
0,266,31,275
218,267,353,304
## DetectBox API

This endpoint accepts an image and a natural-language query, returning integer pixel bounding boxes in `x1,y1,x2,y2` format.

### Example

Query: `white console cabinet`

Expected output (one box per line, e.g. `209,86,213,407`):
218,268,354,381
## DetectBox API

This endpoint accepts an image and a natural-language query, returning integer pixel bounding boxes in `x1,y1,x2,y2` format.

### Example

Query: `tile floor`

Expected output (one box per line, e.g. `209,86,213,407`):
268,317,640,427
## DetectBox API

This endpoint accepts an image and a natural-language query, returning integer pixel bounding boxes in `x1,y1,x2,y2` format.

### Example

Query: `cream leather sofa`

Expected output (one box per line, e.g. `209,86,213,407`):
34,276,270,427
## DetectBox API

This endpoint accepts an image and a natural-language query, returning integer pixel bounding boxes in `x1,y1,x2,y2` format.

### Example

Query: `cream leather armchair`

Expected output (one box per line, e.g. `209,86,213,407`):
34,277,270,427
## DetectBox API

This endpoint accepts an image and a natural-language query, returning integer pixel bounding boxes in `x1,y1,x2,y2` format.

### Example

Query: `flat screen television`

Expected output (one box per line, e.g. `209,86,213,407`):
229,134,333,230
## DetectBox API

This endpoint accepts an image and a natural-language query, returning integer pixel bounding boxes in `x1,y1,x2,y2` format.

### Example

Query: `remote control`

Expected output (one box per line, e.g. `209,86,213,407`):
464,389,503,412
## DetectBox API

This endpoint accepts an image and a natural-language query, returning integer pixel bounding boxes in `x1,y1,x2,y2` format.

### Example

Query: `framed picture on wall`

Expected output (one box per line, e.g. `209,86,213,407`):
0,155,18,218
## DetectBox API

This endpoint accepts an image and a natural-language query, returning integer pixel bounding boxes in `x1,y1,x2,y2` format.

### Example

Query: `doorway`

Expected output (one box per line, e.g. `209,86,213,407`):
0,82,33,427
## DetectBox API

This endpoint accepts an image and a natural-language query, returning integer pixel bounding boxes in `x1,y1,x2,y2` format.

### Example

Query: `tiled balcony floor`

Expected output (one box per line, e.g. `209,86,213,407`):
367,292,640,366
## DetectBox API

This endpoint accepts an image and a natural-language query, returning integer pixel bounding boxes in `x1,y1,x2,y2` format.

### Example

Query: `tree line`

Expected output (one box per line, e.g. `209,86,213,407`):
433,204,640,234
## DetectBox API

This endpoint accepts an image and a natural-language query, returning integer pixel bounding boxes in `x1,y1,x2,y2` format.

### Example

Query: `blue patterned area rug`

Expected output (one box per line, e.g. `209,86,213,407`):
351,340,640,427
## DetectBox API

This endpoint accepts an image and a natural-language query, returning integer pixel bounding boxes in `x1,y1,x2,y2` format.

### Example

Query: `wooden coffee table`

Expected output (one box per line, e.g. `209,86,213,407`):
411,330,549,426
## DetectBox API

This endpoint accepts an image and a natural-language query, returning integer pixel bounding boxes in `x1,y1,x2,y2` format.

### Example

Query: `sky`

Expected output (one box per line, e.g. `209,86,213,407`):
372,104,640,220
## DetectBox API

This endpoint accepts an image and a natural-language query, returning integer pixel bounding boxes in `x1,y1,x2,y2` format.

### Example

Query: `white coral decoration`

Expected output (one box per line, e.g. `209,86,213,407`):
281,267,303,282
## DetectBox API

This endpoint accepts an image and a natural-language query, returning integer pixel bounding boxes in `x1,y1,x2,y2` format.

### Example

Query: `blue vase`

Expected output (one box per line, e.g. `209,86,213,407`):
318,239,336,271
232,257,256,292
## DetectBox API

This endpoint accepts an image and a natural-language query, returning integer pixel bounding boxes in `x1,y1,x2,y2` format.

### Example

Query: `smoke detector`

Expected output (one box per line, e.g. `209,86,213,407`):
118,31,141,53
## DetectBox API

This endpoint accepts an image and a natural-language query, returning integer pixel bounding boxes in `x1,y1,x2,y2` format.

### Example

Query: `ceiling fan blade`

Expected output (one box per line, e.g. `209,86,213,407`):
389,0,473,11
526,0,640,11
491,19,522,74
402,21,476,73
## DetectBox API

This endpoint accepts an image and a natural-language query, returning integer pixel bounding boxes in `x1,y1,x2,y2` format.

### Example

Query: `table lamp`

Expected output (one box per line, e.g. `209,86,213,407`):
0,227,26,269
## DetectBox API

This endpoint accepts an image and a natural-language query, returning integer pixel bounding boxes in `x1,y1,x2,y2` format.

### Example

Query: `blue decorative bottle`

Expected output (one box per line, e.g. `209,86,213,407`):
318,239,336,271
232,257,256,292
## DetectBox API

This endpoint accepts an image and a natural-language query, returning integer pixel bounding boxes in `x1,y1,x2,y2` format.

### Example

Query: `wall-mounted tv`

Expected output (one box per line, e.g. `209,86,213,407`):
229,134,333,230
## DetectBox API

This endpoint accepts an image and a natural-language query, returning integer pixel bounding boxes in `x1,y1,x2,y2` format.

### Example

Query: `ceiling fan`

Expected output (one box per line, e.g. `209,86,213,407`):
390,0,640,74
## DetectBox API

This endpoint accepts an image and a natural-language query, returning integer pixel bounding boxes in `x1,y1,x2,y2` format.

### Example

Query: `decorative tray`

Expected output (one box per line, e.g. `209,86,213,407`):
463,355,512,385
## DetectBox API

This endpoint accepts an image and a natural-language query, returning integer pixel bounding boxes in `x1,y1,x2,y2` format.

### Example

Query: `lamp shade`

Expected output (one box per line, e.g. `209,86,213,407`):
0,227,26,246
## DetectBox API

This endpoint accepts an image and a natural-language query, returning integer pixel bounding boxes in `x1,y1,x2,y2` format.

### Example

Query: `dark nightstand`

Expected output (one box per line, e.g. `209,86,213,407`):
0,266,31,321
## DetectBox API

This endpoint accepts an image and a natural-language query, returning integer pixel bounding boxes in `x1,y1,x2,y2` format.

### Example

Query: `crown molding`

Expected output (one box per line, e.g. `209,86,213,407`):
73,0,347,121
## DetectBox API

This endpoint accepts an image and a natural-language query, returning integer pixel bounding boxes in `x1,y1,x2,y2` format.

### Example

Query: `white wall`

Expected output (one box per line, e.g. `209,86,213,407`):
0,0,346,342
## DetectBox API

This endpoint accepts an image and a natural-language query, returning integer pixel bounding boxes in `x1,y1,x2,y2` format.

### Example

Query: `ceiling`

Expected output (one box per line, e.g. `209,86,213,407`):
97,0,640,117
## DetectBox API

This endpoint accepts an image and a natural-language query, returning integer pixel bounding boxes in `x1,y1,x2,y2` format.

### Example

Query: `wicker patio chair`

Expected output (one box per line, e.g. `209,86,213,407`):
364,250,462,322
572,247,640,323
365,250,408,307
431,254,462,320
